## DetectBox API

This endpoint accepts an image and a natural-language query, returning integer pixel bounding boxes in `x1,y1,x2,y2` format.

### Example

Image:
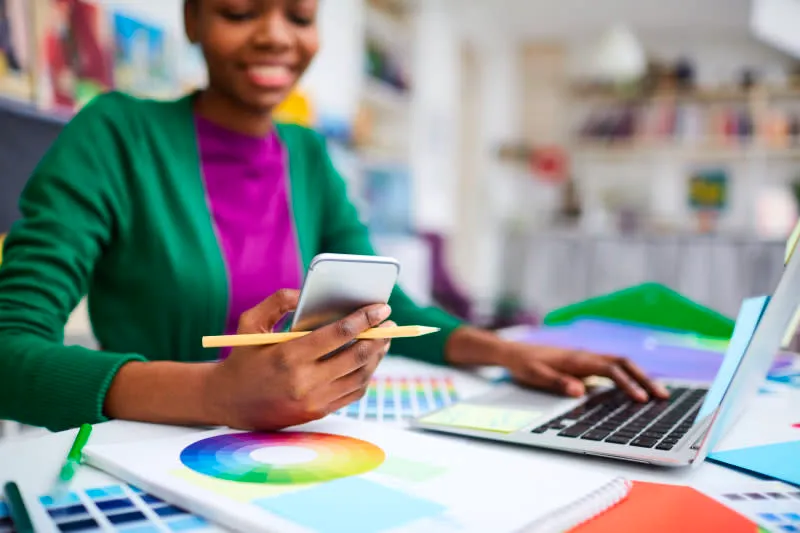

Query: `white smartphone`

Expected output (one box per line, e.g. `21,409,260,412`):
289,253,401,332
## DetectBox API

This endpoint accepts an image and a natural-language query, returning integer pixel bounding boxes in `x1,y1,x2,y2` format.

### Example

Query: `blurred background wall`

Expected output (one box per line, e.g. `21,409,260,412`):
1,0,800,339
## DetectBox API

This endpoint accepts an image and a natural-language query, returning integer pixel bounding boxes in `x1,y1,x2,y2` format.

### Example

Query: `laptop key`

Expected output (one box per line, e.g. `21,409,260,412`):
605,434,632,444
557,424,593,438
531,425,550,434
656,442,675,450
581,430,612,441
631,437,659,448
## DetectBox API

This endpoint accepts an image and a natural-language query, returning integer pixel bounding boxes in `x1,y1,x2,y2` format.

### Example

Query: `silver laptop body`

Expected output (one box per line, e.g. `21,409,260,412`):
410,243,800,468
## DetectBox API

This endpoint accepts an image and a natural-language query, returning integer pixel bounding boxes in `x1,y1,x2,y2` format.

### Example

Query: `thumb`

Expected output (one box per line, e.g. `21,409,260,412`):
237,289,300,334
517,361,586,397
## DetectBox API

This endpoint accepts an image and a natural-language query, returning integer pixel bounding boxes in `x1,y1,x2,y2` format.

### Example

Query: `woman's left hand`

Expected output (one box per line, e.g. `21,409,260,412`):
446,327,670,402
500,343,671,402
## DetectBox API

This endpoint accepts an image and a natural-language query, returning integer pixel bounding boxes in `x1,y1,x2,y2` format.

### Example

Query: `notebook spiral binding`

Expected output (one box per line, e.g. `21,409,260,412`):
519,477,632,533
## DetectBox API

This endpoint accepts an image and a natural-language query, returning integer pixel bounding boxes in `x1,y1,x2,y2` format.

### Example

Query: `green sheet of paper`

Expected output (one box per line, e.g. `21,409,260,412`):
418,404,542,433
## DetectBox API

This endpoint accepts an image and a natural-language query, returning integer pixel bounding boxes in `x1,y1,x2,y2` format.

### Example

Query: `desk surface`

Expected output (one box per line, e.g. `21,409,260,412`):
2,355,798,532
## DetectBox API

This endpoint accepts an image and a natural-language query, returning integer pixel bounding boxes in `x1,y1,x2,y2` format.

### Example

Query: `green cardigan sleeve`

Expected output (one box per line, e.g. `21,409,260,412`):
0,95,146,431
311,134,464,365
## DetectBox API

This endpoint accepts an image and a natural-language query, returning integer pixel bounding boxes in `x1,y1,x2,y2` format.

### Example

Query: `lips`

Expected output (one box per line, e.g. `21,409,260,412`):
246,65,294,89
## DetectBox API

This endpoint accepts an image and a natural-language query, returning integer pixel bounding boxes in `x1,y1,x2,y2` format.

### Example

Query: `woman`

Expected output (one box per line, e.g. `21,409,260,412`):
0,0,668,433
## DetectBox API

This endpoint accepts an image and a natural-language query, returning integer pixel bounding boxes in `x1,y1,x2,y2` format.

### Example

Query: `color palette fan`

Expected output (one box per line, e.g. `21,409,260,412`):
334,376,458,422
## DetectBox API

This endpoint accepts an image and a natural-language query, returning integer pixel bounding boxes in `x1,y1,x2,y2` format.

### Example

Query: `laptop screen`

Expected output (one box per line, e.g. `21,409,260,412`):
693,232,800,460
695,296,769,423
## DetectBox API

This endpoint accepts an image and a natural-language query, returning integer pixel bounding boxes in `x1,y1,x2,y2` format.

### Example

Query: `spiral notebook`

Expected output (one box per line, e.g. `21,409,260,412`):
84,418,630,533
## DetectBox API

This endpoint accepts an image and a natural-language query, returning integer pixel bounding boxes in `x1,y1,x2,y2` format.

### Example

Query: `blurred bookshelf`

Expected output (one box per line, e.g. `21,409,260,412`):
566,81,800,160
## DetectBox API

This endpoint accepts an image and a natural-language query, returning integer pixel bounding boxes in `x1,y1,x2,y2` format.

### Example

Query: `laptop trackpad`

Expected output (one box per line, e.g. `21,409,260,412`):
469,384,583,417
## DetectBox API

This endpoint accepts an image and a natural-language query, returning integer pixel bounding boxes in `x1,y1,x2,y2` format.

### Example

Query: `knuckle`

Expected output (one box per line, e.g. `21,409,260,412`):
336,319,357,338
238,310,257,333
287,371,310,402
564,350,582,365
275,350,293,373
353,341,372,366
274,289,295,310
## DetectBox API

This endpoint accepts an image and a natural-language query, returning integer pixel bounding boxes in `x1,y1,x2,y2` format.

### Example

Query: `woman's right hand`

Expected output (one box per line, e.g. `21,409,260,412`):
203,289,393,431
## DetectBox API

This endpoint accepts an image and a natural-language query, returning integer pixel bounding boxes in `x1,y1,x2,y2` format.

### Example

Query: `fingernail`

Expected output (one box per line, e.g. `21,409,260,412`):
566,381,583,396
375,305,391,321
635,388,649,402
656,383,670,397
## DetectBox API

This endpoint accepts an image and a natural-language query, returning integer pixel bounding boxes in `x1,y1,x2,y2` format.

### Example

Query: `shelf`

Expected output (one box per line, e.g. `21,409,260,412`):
569,140,800,161
568,85,800,105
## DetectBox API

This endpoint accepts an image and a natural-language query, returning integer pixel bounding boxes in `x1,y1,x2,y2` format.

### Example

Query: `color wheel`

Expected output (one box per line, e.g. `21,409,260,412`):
179,432,385,484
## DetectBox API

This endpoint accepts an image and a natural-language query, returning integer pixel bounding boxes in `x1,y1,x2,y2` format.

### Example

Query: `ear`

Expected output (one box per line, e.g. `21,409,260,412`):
184,1,199,44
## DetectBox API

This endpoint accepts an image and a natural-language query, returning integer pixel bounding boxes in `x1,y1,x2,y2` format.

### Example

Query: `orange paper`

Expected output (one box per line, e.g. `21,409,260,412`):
571,481,757,533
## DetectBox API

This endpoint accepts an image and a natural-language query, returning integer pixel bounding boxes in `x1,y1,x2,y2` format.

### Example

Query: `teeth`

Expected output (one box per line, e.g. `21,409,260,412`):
250,66,290,77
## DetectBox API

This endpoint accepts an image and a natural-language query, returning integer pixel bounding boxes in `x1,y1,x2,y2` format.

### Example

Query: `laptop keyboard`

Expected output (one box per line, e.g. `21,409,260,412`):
531,386,708,451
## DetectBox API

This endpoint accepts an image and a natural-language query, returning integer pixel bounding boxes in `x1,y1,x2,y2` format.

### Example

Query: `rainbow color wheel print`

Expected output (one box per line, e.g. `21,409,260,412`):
180,432,385,485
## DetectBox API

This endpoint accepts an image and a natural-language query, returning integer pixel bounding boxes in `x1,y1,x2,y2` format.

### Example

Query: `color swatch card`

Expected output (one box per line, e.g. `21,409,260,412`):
707,481,800,533
0,483,225,533
83,418,628,533
710,440,800,488
334,376,459,423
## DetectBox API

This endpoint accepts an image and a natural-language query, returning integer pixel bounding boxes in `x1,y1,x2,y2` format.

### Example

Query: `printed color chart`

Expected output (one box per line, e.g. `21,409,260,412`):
335,376,458,422
180,432,386,484
710,482,800,533
0,483,223,532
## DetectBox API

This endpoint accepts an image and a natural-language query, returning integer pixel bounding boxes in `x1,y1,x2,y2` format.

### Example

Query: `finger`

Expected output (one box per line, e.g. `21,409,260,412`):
237,289,300,334
618,359,670,399
325,388,369,415
320,333,391,382
293,303,391,359
517,361,586,397
604,362,649,402
326,344,386,403
556,351,650,402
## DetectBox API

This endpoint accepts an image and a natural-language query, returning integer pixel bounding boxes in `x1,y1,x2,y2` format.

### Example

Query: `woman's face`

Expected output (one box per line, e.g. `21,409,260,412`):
185,0,319,112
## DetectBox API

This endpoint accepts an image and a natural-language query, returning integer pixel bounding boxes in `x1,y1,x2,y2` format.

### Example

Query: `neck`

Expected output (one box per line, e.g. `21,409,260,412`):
193,88,274,138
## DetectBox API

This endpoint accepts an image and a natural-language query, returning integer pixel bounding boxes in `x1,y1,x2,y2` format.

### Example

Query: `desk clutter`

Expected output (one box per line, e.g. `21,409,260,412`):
2,310,800,532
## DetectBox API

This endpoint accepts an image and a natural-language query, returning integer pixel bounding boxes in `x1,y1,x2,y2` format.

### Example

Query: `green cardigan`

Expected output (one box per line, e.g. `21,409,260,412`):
0,92,462,431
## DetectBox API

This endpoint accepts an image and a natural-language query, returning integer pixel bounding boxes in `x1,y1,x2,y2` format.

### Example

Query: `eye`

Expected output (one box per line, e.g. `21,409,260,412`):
289,13,315,26
221,9,256,22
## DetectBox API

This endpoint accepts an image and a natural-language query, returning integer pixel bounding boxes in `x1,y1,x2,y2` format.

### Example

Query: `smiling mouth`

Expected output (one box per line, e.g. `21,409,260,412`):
246,65,295,89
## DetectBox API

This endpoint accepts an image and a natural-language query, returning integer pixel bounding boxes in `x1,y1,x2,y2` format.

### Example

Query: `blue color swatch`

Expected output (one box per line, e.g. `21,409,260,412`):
254,477,446,533
710,440,800,487
12,483,215,532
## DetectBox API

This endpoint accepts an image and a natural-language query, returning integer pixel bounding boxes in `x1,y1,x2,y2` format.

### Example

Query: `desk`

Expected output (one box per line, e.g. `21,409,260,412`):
1,356,798,532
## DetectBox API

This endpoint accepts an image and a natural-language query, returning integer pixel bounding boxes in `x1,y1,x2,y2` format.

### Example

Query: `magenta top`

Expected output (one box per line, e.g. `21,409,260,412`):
195,116,303,358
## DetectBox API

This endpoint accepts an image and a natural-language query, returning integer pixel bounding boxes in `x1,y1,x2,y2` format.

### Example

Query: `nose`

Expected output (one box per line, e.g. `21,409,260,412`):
252,8,293,50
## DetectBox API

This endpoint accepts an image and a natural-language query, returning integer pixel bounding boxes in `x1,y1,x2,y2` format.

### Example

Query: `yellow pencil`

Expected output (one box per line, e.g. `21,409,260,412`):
202,325,440,348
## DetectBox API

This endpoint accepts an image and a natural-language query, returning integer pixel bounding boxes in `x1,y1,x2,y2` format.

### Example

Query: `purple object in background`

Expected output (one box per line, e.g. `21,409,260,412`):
505,319,793,382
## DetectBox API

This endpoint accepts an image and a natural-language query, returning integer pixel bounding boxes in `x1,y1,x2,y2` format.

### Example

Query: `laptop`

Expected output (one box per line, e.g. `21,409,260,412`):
410,240,800,467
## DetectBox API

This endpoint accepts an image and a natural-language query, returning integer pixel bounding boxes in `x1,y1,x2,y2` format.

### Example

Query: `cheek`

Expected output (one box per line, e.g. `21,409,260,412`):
298,32,320,68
